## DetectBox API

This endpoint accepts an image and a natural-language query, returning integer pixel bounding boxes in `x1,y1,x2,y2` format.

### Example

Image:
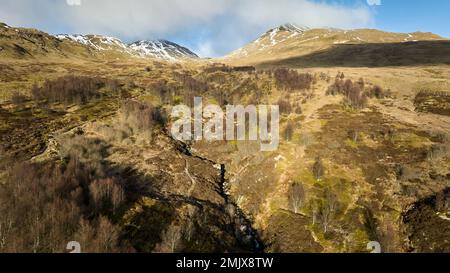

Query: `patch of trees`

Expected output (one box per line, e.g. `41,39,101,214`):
151,79,173,104
151,73,211,106
327,74,390,109
31,75,118,106
203,64,256,74
232,66,256,73
203,64,232,73
0,154,131,252
119,100,167,132
174,73,210,94
326,77,367,109
273,68,314,92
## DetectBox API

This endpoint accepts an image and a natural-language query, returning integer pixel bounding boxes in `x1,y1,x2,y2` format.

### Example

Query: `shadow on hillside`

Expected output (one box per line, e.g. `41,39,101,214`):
258,40,450,68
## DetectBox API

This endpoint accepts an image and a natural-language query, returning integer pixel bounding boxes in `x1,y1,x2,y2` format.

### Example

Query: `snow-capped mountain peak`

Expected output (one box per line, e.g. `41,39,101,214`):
128,40,198,61
56,34,128,50
232,23,311,55
55,34,198,61
277,23,310,33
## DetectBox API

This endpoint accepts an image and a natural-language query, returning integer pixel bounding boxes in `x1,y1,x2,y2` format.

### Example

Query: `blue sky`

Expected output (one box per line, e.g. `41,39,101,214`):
366,0,450,37
0,0,448,57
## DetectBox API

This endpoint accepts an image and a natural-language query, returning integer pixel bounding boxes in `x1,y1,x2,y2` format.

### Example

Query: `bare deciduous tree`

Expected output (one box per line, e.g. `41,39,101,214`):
312,157,325,180
288,182,306,214
158,225,182,253
0,152,130,253
313,189,338,233
31,75,107,106
283,121,295,141
89,178,124,215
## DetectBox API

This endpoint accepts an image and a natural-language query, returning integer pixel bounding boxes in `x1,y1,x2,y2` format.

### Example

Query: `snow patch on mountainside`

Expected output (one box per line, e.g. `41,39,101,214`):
56,34,129,51
225,23,311,59
55,34,198,61
267,23,309,46
333,40,349,44
129,40,198,61
56,34,94,46
269,28,279,46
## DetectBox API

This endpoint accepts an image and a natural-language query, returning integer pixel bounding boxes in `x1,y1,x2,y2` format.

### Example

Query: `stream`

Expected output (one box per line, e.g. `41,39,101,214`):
173,138,265,252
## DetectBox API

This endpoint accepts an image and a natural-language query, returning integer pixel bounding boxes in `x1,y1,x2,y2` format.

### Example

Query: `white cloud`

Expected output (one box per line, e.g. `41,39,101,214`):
66,0,82,6
195,41,215,58
367,0,382,6
0,0,375,57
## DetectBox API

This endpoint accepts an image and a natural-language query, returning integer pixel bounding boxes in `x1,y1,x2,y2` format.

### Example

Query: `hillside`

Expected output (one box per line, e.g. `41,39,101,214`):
0,22,449,253
223,23,450,67
0,23,198,61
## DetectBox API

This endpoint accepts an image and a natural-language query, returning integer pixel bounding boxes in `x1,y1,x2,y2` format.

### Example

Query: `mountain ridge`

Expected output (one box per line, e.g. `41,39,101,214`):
0,22,198,61
1,21,449,64
222,23,449,66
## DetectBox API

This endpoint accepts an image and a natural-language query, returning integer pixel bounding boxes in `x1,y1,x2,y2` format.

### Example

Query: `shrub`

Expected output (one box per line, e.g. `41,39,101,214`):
367,85,386,99
277,98,293,115
300,133,315,147
11,91,27,105
326,79,345,96
283,121,295,141
318,72,331,82
426,144,448,161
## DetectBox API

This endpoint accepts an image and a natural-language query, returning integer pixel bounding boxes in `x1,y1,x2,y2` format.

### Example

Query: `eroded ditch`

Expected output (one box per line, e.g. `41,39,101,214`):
172,138,264,252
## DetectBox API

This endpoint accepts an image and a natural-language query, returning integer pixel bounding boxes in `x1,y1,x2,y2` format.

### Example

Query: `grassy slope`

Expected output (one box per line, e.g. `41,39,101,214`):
222,28,449,68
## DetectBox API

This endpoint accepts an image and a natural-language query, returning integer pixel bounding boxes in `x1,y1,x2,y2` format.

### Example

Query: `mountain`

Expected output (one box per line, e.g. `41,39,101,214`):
0,22,198,61
129,40,199,60
223,23,449,67
0,22,96,59
55,34,130,52
57,35,199,61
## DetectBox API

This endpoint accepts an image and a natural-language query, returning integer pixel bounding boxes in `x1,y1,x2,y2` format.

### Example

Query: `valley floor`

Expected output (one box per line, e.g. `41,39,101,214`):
0,59,449,253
